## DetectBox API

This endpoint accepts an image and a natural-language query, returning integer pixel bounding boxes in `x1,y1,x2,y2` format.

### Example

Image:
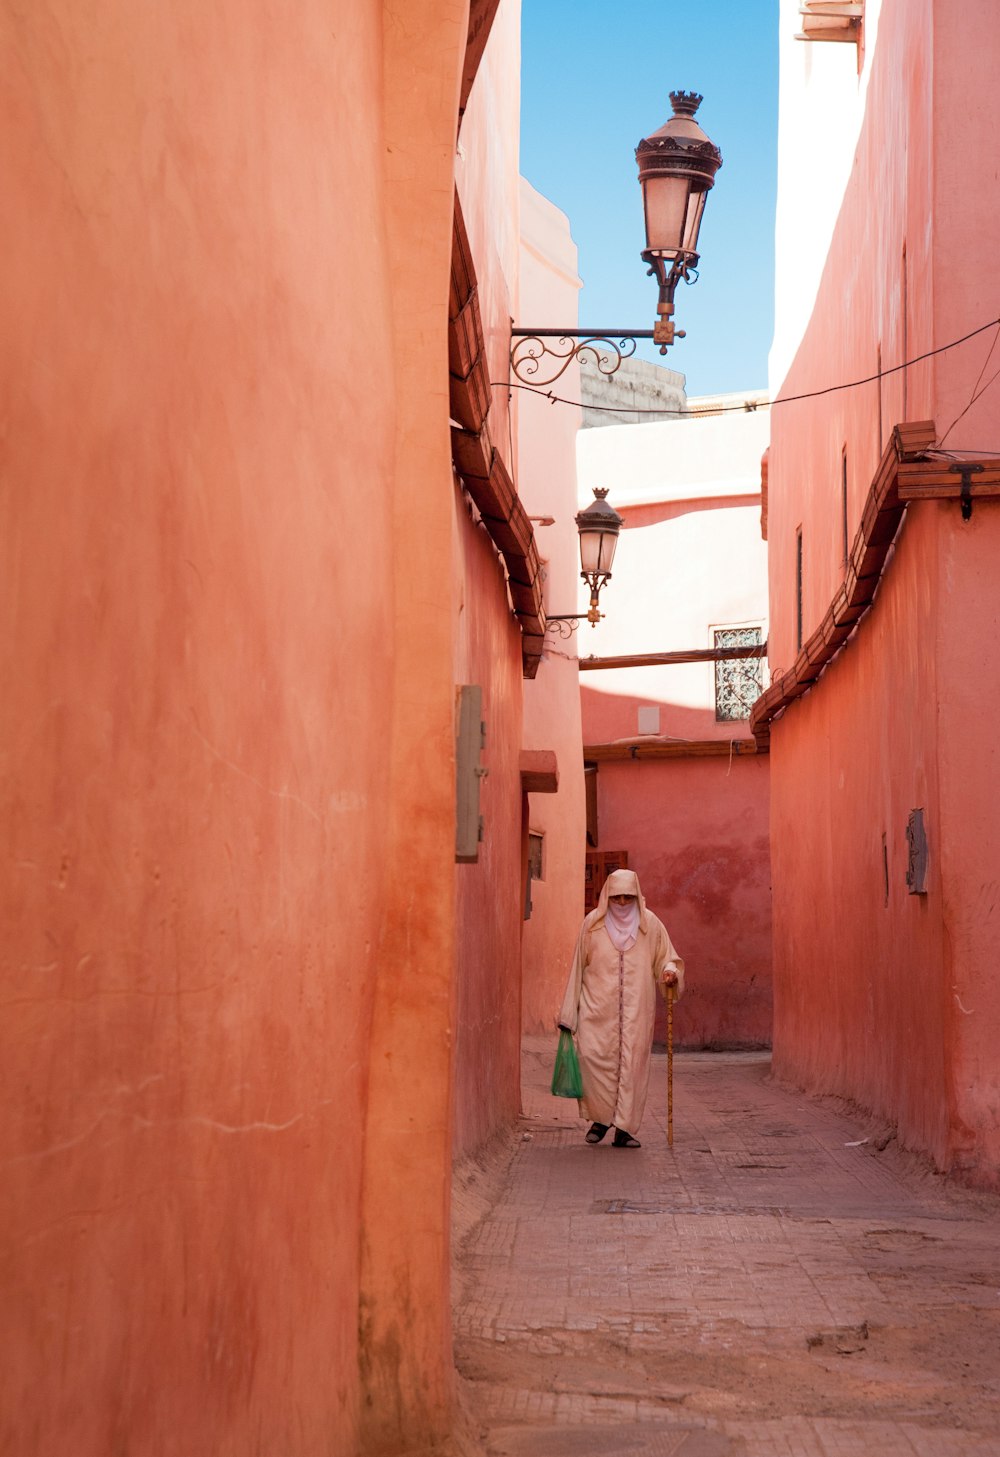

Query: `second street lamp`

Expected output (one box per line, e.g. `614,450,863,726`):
548,488,624,630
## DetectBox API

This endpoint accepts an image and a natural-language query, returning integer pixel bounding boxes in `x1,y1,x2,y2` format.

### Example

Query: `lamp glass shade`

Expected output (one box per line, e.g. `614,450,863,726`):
578,525,618,578
576,488,623,578
642,171,694,259
681,186,708,256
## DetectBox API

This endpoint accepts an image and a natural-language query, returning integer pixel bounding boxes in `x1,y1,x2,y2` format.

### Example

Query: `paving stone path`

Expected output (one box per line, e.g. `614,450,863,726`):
452,1038,1000,1456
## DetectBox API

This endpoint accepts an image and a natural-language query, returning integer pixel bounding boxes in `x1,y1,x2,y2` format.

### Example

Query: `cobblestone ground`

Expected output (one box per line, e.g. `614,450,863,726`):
451,1038,1000,1457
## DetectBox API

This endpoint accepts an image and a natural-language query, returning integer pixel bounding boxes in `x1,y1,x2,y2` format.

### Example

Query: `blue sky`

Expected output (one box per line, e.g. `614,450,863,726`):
520,0,778,397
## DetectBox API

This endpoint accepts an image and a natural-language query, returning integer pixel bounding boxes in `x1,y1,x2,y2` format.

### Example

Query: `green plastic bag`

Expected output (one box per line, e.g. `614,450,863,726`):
550,1029,583,1098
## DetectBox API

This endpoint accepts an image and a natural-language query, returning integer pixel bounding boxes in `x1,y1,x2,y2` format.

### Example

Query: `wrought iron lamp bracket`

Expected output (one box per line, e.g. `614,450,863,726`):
510,328,654,386
544,615,588,638
545,574,610,634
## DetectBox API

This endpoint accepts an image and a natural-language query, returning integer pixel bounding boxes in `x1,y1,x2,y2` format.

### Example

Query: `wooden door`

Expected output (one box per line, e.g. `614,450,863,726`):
584,850,629,914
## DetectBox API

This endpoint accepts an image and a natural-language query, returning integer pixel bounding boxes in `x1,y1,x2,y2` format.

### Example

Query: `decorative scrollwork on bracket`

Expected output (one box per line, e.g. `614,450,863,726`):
544,616,582,639
510,334,639,387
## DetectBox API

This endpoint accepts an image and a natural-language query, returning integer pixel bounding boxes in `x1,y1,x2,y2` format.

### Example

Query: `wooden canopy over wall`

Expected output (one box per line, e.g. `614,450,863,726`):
448,3,547,678
750,421,1000,747
448,197,546,677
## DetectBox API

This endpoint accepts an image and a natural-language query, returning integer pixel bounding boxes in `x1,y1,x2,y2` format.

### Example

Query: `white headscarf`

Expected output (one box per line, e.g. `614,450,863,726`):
600,868,641,951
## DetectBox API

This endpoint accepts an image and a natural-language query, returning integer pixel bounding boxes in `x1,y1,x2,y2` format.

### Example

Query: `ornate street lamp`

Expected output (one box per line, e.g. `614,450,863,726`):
636,91,723,351
548,488,624,630
510,91,722,383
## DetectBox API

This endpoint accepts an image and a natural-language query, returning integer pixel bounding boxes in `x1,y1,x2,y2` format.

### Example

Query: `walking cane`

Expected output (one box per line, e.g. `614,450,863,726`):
667,984,675,1148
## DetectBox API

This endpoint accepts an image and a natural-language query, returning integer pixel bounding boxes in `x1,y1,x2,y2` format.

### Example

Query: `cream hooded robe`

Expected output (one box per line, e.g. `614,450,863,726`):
558,870,684,1136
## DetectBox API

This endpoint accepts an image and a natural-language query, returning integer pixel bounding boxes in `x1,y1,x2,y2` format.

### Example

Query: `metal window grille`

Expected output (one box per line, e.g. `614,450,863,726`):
714,627,763,722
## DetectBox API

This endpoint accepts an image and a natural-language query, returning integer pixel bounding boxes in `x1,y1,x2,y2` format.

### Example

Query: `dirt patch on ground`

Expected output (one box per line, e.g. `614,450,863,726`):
452,1048,1000,1454
454,1302,1000,1430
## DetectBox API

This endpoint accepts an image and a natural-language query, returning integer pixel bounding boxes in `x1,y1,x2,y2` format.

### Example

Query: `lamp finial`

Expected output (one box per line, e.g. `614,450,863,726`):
669,90,703,118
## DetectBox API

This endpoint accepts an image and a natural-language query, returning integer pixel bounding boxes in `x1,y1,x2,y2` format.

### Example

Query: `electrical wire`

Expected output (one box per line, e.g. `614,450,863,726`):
494,312,1000,418
926,447,1000,458
939,320,1000,445
499,381,754,417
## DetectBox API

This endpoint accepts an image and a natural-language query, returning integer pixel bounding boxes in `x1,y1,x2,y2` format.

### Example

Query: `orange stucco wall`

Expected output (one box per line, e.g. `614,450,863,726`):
1,2,480,1454
767,0,1000,1185
357,2,467,1448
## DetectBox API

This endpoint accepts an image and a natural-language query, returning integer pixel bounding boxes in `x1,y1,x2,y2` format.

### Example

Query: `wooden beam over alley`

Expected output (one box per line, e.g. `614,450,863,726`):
583,737,760,761
578,642,768,672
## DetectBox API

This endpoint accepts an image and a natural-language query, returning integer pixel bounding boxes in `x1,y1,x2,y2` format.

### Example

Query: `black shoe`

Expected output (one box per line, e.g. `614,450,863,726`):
585,1122,610,1144
612,1129,641,1148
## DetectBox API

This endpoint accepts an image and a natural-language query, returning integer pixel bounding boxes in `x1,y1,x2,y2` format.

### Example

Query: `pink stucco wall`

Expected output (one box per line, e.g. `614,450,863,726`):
518,180,587,1034
450,0,528,1152
929,0,1000,1182
592,752,773,1049
767,0,1000,1186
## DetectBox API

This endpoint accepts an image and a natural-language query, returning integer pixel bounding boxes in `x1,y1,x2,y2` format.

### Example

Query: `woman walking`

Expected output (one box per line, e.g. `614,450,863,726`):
558,869,683,1148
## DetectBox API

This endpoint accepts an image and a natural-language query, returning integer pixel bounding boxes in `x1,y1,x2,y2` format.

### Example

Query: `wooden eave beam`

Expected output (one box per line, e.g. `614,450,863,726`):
795,25,860,42
896,461,1000,501
459,0,503,122
449,202,491,435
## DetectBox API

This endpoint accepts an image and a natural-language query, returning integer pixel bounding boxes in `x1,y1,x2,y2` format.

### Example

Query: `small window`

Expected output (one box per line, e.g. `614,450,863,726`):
901,243,908,418
714,627,763,722
841,449,849,567
877,343,883,447
795,527,804,651
584,764,599,848
528,831,544,882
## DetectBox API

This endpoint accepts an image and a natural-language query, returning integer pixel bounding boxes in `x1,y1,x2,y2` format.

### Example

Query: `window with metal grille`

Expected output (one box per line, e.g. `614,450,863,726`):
714,627,763,722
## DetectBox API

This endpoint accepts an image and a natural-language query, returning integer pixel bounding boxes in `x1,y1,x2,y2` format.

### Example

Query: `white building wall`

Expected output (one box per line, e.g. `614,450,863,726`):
576,405,771,734
770,0,884,392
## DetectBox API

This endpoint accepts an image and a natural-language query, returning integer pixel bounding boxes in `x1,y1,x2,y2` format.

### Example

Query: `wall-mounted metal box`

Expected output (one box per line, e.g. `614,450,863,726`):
906,808,928,895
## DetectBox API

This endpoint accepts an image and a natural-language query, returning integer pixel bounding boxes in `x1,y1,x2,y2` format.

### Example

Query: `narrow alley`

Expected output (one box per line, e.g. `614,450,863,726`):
453,1039,1000,1456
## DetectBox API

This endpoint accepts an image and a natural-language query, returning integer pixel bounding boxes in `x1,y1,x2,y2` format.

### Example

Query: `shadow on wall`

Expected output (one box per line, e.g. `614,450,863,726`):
622,494,761,529
580,686,754,746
